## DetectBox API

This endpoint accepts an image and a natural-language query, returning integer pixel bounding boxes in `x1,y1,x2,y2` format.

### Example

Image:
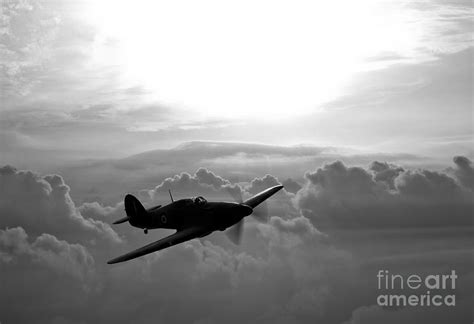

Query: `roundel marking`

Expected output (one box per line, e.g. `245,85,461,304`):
161,214,167,224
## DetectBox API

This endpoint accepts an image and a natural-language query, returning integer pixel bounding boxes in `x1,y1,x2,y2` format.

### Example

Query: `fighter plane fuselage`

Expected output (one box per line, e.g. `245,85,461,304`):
125,195,253,234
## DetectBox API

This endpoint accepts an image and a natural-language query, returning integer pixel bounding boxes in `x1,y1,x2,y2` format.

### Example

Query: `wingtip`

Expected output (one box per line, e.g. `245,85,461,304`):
107,258,122,265
107,255,128,264
270,184,284,192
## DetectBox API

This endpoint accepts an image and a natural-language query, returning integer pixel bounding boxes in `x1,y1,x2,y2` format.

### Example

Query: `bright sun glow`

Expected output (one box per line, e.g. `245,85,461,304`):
88,0,420,120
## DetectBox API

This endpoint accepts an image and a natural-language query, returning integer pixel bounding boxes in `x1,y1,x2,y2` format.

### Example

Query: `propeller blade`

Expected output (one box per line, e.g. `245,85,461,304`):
251,201,269,222
225,185,243,203
225,219,244,245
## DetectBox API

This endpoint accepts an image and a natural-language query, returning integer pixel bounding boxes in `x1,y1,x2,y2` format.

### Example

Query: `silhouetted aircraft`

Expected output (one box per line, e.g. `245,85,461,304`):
108,185,283,264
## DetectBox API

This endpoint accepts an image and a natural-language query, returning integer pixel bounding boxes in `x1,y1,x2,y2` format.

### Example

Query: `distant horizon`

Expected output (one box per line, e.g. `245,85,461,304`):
2,138,467,174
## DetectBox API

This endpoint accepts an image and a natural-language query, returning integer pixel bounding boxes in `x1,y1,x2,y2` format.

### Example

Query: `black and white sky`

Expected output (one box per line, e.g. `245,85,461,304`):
0,0,473,323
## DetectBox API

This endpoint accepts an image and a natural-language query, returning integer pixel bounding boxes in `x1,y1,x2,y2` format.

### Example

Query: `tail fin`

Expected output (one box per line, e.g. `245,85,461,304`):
112,194,147,225
124,194,146,218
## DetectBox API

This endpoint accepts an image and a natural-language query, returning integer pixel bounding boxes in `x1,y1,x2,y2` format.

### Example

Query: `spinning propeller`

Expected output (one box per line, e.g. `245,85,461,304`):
224,185,271,244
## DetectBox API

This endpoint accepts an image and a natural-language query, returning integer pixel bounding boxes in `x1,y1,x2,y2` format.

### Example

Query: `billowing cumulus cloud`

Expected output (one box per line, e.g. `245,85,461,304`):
246,174,282,194
0,227,94,281
282,178,302,194
451,155,474,191
244,174,297,219
295,157,474,231
0,165,120,243
267,216,320,238
0,157,472,323
0,227,97,323
369,161,404,190
146,167,243,206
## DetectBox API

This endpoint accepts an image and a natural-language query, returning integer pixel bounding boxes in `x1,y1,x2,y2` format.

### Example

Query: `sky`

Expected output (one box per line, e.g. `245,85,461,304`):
1,0,472,166
0,0,473,323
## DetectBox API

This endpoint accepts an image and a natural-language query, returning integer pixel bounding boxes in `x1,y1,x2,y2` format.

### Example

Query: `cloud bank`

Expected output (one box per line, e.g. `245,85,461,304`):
1,155,472,323
295,157,474,231
0,165,120,243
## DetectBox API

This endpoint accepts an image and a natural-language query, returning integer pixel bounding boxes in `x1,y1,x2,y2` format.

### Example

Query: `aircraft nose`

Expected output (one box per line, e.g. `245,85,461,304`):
239,204,253,216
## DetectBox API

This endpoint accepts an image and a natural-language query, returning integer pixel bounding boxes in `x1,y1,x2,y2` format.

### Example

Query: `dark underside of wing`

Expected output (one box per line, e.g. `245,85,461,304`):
107,227,209,264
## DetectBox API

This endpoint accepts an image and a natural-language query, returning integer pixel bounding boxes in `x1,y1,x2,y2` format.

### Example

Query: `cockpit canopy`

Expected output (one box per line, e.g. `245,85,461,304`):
193,196,207,206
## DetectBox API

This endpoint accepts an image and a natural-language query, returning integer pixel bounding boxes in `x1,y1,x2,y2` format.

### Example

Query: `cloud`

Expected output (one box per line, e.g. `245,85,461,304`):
268,216,319,237
1,158,472,323
282,178,302,194
0,227,94,281
369,161,404,190
77,201,120,220
0,0,61,97
395,168,465,200
451,155,474,190
0,0,112,107
295,157,474,230
0,0,176,166
55,141,437,207
0,227,98,324
148,167,242,203
316,47,473,158
246,174,282,194
0,165,120,243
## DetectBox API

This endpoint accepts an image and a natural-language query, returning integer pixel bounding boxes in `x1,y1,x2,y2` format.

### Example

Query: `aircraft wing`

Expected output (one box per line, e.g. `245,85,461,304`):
107,227,209,264
243,185,284,208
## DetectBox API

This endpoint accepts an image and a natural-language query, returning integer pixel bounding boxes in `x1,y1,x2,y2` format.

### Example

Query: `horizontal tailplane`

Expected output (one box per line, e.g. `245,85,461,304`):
113,216,130,224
